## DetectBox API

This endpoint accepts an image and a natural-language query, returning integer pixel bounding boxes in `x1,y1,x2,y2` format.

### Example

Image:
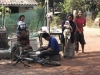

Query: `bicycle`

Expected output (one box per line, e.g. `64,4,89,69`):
11,47,61,67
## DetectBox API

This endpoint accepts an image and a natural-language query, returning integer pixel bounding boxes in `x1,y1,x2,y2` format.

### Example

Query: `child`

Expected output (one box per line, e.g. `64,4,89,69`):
63,20,72,39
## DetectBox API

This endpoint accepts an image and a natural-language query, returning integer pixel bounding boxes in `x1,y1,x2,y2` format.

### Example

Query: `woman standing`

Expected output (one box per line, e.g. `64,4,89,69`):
74,10,86,53
63,14,76,58
17,15,29,38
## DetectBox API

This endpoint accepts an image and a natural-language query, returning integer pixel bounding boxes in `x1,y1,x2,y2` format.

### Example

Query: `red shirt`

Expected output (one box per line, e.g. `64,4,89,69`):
74,17,86,32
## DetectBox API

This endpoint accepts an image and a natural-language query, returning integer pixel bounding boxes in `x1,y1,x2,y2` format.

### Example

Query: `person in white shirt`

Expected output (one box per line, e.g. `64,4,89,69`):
17,15,29,37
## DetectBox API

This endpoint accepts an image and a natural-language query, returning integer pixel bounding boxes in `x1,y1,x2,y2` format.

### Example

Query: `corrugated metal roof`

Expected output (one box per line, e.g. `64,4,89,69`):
0,0,38,6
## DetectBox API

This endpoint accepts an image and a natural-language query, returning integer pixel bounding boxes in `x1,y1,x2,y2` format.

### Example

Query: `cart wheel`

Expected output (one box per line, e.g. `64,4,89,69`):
11,47,20,65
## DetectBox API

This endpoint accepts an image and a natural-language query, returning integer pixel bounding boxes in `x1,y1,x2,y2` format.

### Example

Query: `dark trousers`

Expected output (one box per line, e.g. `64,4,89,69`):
74,32,86,50
37,50,59,58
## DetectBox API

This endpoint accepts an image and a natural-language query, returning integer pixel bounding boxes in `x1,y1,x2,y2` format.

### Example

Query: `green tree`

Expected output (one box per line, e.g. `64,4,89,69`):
59,0,99,19
59,0,87,13
0,6,11,27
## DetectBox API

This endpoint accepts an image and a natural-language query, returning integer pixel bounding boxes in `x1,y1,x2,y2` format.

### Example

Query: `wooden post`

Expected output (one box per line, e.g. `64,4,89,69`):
47,0,50,33
45,0,50,33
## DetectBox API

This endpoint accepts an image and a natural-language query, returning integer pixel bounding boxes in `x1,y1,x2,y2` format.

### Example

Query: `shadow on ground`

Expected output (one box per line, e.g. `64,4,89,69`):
0,51,100,75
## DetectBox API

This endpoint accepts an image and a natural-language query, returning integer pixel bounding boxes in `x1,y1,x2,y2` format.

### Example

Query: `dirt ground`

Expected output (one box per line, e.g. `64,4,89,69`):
0,27,100,75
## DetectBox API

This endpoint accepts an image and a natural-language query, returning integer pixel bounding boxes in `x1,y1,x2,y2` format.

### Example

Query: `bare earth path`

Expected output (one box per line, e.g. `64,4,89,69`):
0,27,100,75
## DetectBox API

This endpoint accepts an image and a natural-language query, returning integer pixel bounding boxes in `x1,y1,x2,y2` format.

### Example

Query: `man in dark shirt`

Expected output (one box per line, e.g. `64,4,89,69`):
37,33,60,58
11,31,32,60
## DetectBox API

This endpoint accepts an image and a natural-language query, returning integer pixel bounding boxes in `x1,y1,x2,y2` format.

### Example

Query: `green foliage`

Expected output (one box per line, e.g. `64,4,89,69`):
0,6,11,16
50,15,60,27
35,2,43,9
0,6,11,27
96,12,100,18
58,0,88,13
59,0,71,13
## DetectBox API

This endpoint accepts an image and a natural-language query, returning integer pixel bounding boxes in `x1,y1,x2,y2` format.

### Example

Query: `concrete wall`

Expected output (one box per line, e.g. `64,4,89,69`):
19,7,25,13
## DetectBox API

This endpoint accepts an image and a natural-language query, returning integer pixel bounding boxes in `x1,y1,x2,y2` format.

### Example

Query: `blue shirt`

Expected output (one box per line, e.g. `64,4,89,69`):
48,37,60,52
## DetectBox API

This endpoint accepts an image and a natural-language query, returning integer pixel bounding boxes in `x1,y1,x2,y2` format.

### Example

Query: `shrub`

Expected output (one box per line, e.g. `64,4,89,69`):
96,12,100,18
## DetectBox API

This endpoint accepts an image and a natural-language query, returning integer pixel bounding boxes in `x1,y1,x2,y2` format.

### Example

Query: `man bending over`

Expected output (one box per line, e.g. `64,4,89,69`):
37,33,60,58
